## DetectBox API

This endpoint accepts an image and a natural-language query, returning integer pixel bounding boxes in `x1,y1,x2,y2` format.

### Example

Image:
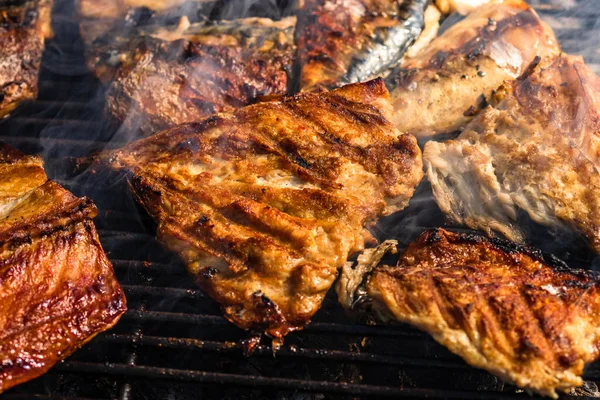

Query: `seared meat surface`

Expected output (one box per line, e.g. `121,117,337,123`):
0,0,52,118
424,55,600,252
84,14,295,136
0,143,126,393
340,228,600,398
105,79,423,339
387,0,559,137
295,0,429,91
105,17,295,136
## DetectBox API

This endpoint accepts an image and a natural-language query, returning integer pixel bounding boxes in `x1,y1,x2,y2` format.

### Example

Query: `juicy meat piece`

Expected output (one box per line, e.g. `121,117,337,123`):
0,0,52,118
424,55,600,252
434,0,493,15
387,0,560,137
103,16,296,136
342,228,600,398
105,79,423,339
0,143,126,393
295,0,429,91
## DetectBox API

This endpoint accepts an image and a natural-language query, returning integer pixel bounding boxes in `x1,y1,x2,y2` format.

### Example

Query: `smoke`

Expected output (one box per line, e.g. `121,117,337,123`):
20,0,600,276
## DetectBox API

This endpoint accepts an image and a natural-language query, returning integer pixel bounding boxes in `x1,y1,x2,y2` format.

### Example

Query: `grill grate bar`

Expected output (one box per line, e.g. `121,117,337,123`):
98,333,468,369
55,361,525,399
121,310,428,338
122,285,206,299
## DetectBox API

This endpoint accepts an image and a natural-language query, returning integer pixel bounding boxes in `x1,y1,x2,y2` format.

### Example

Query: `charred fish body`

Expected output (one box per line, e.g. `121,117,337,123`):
0,0,52,117
85,14,296,136
424,55,600,253
105,79,423,340
104,16,296,136
387,0,559,137
338,228,600,398
295,0,430,91
0,143,126,393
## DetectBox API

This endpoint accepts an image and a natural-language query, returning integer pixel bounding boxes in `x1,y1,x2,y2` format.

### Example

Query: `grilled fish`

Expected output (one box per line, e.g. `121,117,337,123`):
387,0,560,137
0,0,52,118
424,55,600,252
338,228,600,398
88,15,296,136
0,143,126,393
294,0,430,91
434,0,493,15
104,79,423,339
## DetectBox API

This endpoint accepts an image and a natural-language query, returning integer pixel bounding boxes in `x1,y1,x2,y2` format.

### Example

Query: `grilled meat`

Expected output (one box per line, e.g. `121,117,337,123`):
82,12,295,136
387,0,560,137
104,16,296,136
434,0,493,14
424,55,600,252
339,228,600,398
294,0,429,91
105,79,423,339
0,0,52,118
0,143,126,393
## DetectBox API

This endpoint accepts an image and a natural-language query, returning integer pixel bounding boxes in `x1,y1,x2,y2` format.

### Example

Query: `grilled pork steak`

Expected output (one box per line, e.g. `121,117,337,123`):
0,0,52,118
0,143,126,393
387,0,560,137
424,55,600,252
105,79,423,339
295,0,429,91
103,16,296,136
339,228,600,398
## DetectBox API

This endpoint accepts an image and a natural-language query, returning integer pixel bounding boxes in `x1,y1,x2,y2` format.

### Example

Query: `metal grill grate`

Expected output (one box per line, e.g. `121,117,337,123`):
2,1,600,399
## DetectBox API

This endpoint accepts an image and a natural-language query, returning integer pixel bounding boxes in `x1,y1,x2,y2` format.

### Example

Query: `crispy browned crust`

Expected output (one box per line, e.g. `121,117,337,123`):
388,0,560,137
105,29,294,135
295,0,427,91
0,144,126,393
424,55,600,253
368,228,600,398
0,0,52,118
106,79,422,338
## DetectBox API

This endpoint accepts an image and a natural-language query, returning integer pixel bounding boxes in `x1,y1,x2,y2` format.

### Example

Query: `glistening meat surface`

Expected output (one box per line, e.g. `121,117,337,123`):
387,0,560,137
105,79,423,339
339,228,600,398
0,143,126,393
424,55,600,252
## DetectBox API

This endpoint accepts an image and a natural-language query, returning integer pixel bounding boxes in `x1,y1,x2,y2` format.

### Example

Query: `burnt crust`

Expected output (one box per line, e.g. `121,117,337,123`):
0,143,126,393
104,80,423,339
0,0,52,117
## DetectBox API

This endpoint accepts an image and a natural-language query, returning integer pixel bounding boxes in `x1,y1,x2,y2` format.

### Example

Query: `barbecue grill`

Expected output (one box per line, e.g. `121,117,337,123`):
2,0,600,398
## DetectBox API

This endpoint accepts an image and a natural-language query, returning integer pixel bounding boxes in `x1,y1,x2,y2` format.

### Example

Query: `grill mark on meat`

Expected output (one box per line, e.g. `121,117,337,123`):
0,144,126,394
387,0,560,137
425,55,600,253
295,0,429,91
105,79,423,338
344,229,600,398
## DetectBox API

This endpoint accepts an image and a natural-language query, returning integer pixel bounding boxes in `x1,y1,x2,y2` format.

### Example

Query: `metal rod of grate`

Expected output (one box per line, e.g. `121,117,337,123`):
2,1,600,399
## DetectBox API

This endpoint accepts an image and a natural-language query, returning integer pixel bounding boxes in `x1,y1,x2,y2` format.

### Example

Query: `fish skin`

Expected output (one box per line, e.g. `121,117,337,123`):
295,0,430,91
386,0,560,138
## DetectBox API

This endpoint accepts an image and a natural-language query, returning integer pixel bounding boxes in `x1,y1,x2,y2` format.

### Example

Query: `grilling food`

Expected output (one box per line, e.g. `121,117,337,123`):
86,15,295,136
424,55,600,252
338,228,600,398
434,0,493,15
294,0,430,91
104,79,423,340
0,0,53,118
0,143,126,393
387,0,560,137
